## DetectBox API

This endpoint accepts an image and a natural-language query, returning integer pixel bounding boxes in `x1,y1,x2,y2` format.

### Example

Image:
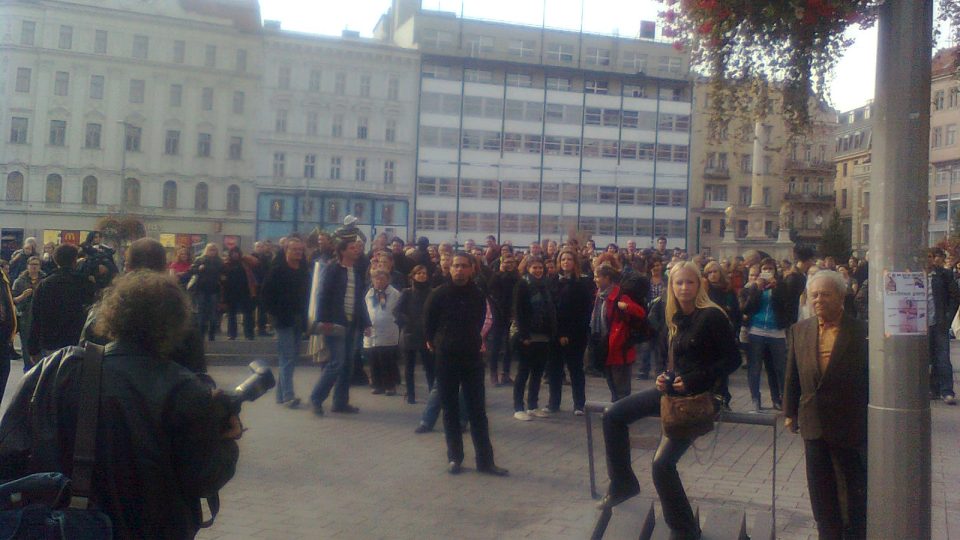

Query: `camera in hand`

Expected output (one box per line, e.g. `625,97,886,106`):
662,370,677,395
210,360,276,430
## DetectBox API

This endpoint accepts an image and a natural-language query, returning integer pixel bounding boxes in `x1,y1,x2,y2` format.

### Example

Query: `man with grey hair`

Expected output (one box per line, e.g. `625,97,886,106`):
783,270,868,539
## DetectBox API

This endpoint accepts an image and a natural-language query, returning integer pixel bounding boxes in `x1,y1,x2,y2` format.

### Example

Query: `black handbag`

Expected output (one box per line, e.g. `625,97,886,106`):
0,343,113,539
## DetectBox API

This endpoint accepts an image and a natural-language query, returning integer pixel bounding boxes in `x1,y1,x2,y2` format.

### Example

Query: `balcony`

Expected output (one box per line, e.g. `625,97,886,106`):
853,163,872,177
783,192,835,204
703,166,730,179
783,159,835,173
701,200,729,211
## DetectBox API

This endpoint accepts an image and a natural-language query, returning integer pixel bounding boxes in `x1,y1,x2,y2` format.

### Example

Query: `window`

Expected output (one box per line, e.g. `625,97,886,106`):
951,87,960,108
509,39,536,57
162,181,177,209
59,25,73,49
506,73,532,87
164,130,180,155
84,123,101,149
737,187,751,205
933,126,943,148
229,136,243,160
585,47,610,66
236,49,247,72
383,118,397,142
546,77,571,91
622,51,648,71
357,117,368,139
703,184,727,203
762,155,772,174
226,185,240,213
465,35,494,57
232,91,244,114
20,21,35,46
278,66,291,90
204,45,216,68
306,111,318,136
125,125,141,151
15,68,31,93
935,90,945,111
49,120,66,146
129,79,145,104
841,189,848,209
272,152,285,178
132,35,148,59
169,84,182,107
124,178,140,207
624,84,645,98
330,157,341,179
420,28,454,48
334,72,346,95
10,116,29,144
331,115,343,137
359,74,371,97
740,153,752,173
546,42,574,62
201,87,213,111
355,158,366,181
6,172,24,201
383,160,395,184
90,75,104,100
304,154,316,178
387,76,399,100
173,40,185,63
464,69,493,83
82,176,97,205
54,71,69,96
275,109,287,133
45,174,62,203
308,69,322,92
585,79,608,94
948,124,957,146
657,56,683,75
194,182,208,210
197,133,211,157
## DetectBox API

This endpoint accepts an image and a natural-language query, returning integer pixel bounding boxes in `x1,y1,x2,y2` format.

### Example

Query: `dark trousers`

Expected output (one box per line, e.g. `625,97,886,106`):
226,298,255,340
748,334,786,406
603,388,699,539
404,347,435,402
929,323,954,397
0,347,9,404
368,346,400,391
256,295,269,333
513,341,549,411
549,339,587,411
804,439,867,540
605,364,632,402
436,354,494,468
488,321,513,376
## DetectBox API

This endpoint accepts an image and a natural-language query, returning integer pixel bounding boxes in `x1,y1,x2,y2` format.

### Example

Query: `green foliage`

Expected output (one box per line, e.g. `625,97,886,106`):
818,209,851,260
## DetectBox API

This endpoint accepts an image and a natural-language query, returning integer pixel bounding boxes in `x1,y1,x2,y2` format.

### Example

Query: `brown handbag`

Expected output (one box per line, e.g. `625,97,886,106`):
660,339,718,440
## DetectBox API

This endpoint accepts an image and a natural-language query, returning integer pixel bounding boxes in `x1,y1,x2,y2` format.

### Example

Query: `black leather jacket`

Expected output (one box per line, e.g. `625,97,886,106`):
0,343,238,539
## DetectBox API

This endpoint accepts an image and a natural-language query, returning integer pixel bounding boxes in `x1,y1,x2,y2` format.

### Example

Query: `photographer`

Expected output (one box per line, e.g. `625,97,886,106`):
0,271,240,538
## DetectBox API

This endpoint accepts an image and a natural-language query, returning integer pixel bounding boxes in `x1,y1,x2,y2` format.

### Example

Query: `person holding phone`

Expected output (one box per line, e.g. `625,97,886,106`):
740,258,790,412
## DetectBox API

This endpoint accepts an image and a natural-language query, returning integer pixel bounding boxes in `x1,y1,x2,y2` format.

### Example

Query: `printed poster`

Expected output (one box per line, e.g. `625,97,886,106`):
882,271,928,336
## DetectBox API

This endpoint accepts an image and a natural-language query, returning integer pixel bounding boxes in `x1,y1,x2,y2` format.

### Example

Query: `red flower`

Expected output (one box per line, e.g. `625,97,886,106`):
663,9,677,23
672,40,685,51
699,20,715,34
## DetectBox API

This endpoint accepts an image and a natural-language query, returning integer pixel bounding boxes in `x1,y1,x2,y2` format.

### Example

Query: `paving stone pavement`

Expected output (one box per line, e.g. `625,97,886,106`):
2,351,959,539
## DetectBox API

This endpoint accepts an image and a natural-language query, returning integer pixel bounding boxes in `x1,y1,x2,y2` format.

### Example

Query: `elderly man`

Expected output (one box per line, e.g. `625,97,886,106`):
784,270,868,540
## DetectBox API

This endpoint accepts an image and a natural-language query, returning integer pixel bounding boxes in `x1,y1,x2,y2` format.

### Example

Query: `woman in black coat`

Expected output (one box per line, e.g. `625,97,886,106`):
394,265,435,404
511,256,557,421
548,248,594,415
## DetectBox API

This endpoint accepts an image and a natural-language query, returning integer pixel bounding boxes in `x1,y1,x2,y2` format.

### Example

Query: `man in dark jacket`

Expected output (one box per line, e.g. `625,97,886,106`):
260,236,310,408
0,266,16,403
28,244,95,363
781,246,815,327
252,241,274,336
486,253,518,386
424,252,508,476
0,271,240,539
927,247,960,404
309,238,372,415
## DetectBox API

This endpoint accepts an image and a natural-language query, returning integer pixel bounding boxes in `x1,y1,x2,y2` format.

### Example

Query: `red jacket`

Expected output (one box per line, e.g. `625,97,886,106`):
602,285,647,366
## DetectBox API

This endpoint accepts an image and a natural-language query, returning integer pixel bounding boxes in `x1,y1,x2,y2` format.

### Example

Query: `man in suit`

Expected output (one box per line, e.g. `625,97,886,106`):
784,270,868,540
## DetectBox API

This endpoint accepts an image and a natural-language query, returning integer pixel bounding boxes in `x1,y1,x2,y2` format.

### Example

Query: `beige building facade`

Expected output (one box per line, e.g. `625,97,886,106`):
832,103,872,256
929,47,960,245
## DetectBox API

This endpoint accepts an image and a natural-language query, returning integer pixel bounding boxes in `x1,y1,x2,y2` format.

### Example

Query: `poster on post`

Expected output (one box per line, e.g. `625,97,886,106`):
882,271,928,336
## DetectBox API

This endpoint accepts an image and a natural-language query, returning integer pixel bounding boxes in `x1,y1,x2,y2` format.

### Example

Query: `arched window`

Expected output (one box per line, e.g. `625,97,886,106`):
82,175,98,205
45,174,62,203
226,184,240,213
6,172,24,202
124,178,141,207
163,180,178,209
194,182,208,211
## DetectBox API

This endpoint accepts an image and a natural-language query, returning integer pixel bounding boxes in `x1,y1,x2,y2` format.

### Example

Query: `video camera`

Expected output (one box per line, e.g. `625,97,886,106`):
210,360,275,430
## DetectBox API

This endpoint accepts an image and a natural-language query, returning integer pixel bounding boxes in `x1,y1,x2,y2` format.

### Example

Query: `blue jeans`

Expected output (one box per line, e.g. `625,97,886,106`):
275,326,299,403
748,334,786,406
195,292,218,340
310,326,358,410
929,323,955,396
419,385,468,430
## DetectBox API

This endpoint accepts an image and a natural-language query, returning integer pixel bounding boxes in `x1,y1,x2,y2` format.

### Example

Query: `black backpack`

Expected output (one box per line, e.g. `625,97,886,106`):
617,274,652,345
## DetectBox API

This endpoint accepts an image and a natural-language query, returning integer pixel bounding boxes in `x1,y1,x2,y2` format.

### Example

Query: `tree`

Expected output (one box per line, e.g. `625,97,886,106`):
818,209,851,260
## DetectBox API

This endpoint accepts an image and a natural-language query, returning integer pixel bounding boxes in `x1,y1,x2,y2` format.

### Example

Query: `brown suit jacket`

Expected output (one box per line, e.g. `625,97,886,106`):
784,313,868,448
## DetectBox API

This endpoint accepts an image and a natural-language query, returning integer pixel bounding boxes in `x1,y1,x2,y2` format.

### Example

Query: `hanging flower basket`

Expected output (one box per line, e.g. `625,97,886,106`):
661,0,882,135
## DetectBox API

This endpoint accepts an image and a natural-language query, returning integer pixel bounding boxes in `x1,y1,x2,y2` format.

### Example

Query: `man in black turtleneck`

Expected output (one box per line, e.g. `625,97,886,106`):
424,252,508,477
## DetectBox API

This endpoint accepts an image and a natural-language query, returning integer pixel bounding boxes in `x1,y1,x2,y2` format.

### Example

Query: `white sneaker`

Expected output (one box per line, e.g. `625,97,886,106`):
513,411,533,421
573,409,585,416
528,408,550,418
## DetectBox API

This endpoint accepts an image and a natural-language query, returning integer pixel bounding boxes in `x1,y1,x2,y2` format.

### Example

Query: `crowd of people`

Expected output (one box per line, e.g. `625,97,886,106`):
0,221,957,539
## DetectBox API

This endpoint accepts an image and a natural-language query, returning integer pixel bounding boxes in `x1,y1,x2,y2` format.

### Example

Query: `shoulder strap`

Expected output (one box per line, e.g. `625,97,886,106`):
69,342,105,509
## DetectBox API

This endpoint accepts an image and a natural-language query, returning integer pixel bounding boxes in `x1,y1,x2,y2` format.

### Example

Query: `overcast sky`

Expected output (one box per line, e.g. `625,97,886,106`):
259,0,878,112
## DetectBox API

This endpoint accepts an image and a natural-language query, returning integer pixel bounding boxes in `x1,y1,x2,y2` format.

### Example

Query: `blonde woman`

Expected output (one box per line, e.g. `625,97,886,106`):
599,262,738,540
